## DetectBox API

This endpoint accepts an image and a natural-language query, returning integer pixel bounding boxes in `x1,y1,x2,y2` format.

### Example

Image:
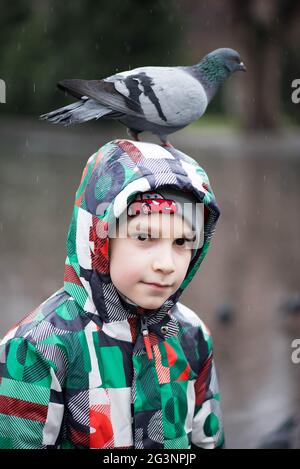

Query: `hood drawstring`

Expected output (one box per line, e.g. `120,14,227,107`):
140,315,153,361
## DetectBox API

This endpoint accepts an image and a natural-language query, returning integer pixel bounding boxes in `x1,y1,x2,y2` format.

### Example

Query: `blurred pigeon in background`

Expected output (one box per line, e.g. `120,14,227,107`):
215,303,235,326
40,47,246,145
257,414,300,449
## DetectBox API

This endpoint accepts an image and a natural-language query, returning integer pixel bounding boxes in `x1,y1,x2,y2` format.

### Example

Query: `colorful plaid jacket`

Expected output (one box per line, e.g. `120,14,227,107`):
0,140,224,449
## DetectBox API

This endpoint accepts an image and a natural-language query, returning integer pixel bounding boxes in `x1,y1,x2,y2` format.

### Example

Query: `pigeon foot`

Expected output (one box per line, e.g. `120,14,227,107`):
161,141,173,149
127,128,140,141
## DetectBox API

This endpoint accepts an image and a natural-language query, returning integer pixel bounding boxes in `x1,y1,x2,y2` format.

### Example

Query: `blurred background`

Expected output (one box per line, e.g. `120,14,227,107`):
1,0,300,448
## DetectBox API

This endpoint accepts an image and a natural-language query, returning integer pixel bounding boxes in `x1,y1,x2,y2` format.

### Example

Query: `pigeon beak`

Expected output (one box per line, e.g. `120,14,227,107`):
239,61,246,72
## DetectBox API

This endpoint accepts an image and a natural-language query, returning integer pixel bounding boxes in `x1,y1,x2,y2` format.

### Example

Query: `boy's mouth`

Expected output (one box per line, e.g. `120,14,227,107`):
142,281,171,289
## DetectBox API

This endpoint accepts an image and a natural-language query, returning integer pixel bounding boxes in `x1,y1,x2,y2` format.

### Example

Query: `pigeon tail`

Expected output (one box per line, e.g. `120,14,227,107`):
40,99,112,125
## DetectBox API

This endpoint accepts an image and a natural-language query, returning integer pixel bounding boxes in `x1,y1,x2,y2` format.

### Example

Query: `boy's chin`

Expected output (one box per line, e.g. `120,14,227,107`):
136,298,166,310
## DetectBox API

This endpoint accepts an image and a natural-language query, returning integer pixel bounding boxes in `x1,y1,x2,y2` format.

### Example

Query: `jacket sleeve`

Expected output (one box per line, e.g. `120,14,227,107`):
0,335,65,449
191,327,225,449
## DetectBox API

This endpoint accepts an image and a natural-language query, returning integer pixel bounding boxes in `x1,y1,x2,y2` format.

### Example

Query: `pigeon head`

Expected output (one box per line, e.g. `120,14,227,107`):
195,47,245,100
208,48,246,73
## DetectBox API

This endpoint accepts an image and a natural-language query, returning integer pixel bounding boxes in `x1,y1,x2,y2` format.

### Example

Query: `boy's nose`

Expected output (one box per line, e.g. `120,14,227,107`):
152,247,176,274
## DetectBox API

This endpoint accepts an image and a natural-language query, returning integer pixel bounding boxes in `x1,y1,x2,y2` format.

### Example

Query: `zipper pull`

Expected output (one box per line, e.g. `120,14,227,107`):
141,317,153,360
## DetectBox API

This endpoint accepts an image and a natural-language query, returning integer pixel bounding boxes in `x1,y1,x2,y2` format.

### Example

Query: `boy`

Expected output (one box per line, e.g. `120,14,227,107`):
0,139,224,449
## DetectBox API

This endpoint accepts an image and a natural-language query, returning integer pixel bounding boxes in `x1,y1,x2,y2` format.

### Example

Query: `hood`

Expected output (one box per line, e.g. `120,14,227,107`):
64,139,220,323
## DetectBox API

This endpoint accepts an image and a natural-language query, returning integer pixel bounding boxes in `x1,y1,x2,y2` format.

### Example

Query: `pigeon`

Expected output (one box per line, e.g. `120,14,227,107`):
40,48,246,146
257,415,300,449
215,303,235,326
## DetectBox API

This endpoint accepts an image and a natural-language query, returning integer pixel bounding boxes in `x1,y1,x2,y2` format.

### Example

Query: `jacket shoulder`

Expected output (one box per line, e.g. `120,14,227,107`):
172,302,213,370
173,301,211,337
0,288,83,346
0,289,89,388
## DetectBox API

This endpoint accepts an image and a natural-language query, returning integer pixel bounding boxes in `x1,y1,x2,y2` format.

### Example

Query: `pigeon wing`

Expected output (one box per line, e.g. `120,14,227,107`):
57,79,143,116
112,66,208,127
57,66,207,127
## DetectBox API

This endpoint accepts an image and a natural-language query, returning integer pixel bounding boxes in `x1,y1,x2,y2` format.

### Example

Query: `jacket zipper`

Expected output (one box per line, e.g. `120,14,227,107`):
140,316,153,360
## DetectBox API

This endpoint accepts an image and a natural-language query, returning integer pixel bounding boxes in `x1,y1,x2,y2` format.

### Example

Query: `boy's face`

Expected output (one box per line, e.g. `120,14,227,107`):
109,212,194,310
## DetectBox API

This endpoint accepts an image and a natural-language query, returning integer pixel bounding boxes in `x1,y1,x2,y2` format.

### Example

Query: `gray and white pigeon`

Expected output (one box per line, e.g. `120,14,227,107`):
40,48,246,145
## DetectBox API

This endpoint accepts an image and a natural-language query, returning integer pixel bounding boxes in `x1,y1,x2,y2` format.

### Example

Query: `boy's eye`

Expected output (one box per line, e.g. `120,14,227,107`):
175,238,185,246
131,234,196,245
138,234,149,241
132,233,150,241
175,236,196,247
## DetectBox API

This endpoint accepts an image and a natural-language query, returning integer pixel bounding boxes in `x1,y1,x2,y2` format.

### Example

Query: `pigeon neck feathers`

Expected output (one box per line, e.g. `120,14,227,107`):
193,56,231,101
